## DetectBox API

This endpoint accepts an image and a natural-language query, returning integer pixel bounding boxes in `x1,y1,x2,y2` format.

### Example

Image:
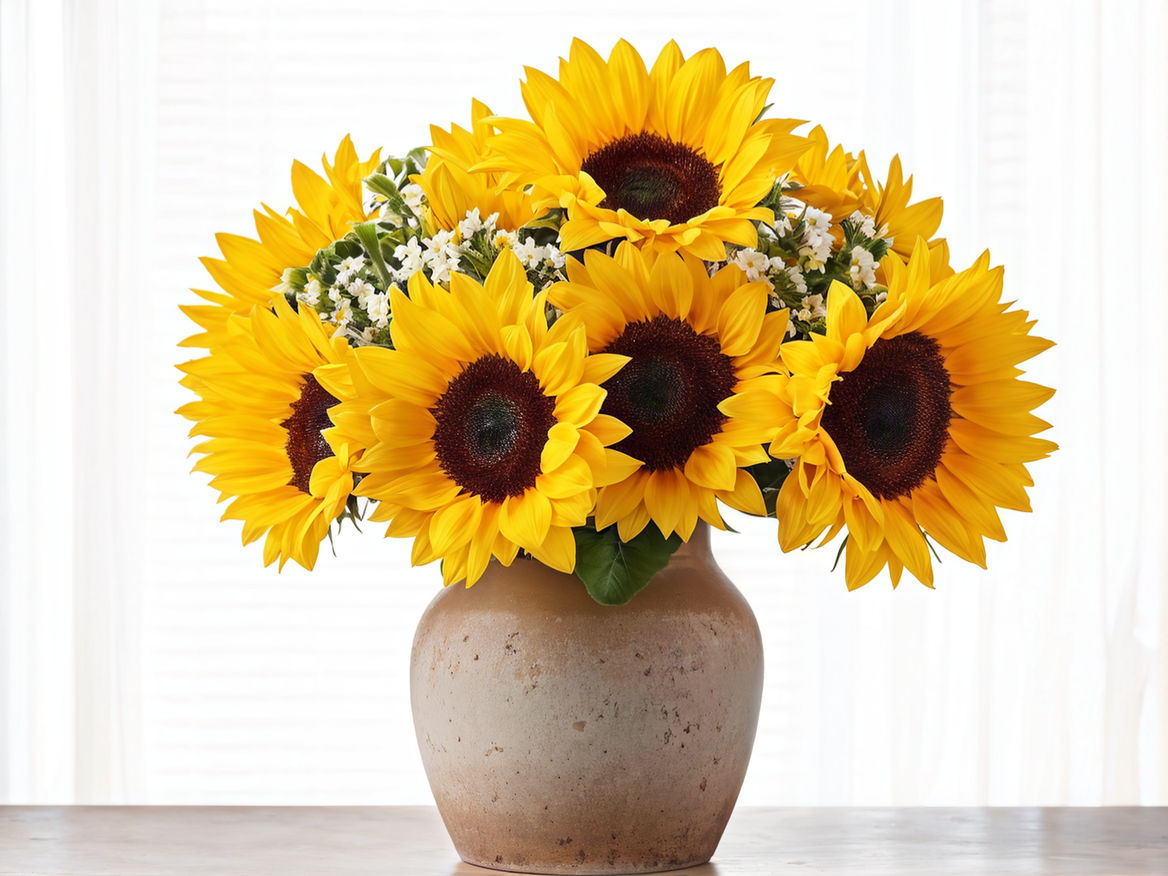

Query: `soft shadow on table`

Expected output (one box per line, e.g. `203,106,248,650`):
447,863,723,875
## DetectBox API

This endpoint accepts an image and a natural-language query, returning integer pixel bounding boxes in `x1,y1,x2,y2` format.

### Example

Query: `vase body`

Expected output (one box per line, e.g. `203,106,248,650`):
409,524,763,874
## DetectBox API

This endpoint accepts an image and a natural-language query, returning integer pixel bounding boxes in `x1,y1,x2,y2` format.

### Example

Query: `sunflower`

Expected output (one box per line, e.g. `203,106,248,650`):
417,100,538,235
178,296,359,571
771,239,1056,589
548,242,796,541
479,39,810,260
314,251,639,586
855,153,944,260
786,127,946,265
179,136,381,352
786,125,864,220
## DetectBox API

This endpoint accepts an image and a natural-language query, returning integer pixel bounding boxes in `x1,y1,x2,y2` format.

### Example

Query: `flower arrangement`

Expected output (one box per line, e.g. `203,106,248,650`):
179,39,1056,602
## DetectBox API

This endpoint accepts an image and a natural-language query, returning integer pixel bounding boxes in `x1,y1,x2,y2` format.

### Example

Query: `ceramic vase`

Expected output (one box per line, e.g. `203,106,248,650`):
410,524,763,874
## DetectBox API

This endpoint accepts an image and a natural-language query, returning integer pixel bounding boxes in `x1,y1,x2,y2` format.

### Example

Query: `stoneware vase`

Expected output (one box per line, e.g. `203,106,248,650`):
410,523,764,874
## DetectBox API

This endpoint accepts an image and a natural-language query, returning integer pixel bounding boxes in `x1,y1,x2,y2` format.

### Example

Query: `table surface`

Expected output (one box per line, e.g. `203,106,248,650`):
0,806,1165,875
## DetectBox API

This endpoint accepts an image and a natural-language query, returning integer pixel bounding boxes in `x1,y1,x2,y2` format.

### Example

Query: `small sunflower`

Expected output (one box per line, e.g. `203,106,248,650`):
180,136,381,352
178,297,359,571
855,153,944,260
549,242,795,541
417,100,538,235
314,251,639,586
786,125,864,220
771,239,1056,589
480,39,810,260
787,127,944,263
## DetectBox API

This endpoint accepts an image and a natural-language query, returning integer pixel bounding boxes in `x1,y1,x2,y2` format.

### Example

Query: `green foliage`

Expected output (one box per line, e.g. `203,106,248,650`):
830,535,848,571
746,457,791,517
523,206,566,232
456,222,502,280
734,191,896,337
757,178,787,214
365,147,428,225
352,222,394,288
308,237,365,287
572,523,682,605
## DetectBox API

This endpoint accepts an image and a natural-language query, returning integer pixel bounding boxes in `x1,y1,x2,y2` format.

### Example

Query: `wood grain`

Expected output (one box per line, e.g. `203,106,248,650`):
0,806,1164,875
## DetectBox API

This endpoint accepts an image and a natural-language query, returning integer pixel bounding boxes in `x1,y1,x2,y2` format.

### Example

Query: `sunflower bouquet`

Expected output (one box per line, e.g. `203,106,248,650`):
179,39,1055,603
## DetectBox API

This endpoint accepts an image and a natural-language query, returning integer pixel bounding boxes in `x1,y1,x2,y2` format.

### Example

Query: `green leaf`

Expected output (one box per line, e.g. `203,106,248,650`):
281,266,308,289
923,533,943,564
365,172,403,203
572,524,682,605
522,207,565,232
334,238,363,259
757,179,785,213
353,222,393,289
404,145,428,173
830,535,848,571
746,457,791,517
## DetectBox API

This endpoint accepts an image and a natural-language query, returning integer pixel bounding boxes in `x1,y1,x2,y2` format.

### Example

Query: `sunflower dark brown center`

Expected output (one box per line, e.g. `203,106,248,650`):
601,315,737,471
430,354,556,504
819,332,953,500
282,374,339,494
580,132,721,225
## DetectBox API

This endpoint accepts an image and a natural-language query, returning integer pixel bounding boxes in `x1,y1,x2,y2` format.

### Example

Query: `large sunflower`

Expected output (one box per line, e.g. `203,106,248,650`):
417,100,538,234
314,251,639,586
771,239,1056,589
548,242,795,541
179,136,381,352
178,296,359,571
480,39,810,260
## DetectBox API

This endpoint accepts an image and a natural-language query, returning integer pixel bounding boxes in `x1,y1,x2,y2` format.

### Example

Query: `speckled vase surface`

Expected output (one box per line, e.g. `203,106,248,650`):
409,523,764,874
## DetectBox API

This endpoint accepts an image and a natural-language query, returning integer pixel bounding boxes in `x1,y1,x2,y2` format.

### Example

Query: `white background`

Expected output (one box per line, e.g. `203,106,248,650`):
1,0,1166,806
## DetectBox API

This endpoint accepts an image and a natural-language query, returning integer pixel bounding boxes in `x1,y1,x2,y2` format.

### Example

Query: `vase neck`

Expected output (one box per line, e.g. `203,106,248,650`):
671,521,712,562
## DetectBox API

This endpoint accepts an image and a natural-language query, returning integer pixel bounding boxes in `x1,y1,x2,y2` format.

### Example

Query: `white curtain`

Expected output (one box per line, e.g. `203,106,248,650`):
1,0,153,802
1,0,1164,805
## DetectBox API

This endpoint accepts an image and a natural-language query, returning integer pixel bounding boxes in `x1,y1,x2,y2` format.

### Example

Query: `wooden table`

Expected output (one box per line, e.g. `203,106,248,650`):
0,806,1164,875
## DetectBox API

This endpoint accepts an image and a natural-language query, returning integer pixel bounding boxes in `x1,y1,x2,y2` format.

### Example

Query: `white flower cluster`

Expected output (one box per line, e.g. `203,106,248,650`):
391,208,510,286
730,248,808,310
785,265,809,297
730,248,777,282
840,210,891,291
846,210,891,243
773,200,798,236
458,207,497,240
509,235,566,272
795,293,826,323
418,229,462,284
767,197,836,271
783,292,829,338
295,253,393,340
797,203,835,272
722,190,897,342
393,238,424,282
401,183,425,217
849,247,877,290
297,277,322,308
